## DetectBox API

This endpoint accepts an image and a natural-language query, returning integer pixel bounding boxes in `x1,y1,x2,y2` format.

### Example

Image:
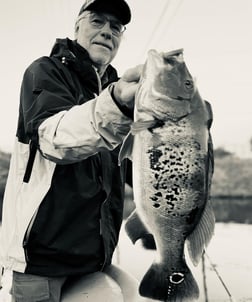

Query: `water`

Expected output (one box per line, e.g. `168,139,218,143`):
212,197,252,224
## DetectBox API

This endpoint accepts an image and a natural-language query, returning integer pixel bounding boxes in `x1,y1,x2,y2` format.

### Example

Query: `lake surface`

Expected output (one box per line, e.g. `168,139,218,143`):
212,197,252,224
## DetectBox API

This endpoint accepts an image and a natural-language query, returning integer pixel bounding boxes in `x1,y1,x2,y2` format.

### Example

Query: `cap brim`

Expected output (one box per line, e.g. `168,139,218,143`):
79,0,131,25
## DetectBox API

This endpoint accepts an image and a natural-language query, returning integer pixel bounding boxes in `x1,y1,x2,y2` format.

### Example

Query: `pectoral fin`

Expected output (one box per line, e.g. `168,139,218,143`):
118,132,134,165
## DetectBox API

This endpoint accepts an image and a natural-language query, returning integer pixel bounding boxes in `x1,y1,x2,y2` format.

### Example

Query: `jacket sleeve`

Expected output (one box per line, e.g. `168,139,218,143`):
21,58,132,164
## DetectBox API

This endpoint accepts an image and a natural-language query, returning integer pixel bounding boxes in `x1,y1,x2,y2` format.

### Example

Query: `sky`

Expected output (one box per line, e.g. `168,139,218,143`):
0,0,252,157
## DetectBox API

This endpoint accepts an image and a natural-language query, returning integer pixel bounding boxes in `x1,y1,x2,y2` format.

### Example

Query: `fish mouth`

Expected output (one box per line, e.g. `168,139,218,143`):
172,96,191,102
150,88,191,102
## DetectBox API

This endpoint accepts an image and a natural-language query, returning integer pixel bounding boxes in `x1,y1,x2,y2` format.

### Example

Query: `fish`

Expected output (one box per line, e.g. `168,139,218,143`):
119,49,215,301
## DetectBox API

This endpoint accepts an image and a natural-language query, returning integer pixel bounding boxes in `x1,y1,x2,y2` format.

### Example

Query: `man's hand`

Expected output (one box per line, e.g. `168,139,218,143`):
113,65,143,110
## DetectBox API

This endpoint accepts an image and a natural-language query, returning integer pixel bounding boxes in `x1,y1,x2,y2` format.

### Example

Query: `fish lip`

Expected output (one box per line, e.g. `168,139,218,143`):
171,96,191,102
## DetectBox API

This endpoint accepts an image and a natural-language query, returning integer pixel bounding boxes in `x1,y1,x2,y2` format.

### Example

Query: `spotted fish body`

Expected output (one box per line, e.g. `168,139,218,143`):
121,49,215,301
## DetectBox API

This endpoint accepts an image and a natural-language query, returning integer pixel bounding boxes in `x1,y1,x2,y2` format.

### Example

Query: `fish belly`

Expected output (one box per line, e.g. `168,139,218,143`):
132,124,208,301
132,123,207,233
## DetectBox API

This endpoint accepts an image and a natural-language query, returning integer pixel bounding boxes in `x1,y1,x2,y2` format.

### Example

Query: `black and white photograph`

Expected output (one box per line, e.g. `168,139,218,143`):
0,1,252,301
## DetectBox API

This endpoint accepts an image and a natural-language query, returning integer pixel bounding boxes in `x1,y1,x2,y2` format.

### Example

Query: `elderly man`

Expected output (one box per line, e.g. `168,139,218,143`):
0,0,147,301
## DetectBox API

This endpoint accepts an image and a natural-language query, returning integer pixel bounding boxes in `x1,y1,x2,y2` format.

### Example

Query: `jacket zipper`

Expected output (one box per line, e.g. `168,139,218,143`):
99,151,113,271
91,69,110,271
92,66,102,94
99,202,108,272
22,209,39,262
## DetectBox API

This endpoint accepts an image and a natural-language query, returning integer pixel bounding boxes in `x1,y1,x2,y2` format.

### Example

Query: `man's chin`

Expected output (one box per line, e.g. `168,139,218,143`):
90,47,112,64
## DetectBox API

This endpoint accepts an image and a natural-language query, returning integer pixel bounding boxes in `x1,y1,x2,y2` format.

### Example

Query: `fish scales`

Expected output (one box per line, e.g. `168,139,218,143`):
121,49,215,301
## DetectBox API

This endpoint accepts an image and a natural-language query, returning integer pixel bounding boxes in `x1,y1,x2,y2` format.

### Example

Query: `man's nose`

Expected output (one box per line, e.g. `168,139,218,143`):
100,22,113,38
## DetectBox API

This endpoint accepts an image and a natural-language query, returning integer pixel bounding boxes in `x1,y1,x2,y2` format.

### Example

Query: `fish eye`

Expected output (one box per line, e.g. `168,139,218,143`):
185,80,194,89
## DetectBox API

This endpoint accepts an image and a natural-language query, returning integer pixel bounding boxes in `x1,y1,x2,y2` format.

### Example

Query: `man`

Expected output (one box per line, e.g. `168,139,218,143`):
0,0,146,301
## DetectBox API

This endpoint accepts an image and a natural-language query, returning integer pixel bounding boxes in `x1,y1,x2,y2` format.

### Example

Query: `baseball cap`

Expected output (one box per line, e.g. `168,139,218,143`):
78,0,131,25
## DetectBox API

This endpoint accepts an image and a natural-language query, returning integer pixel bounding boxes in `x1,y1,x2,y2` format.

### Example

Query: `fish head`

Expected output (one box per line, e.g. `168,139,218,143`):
136,49,196,121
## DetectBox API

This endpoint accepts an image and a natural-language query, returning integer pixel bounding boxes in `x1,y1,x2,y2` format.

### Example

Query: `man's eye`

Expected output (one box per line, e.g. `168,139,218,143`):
91,18,104,26
111,23,121,33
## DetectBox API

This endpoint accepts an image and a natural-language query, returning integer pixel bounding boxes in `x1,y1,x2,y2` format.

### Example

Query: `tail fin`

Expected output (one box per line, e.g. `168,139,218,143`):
139,262,199,302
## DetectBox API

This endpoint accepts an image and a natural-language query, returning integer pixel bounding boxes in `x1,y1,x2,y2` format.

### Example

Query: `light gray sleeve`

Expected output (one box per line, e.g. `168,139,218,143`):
38,87,132,164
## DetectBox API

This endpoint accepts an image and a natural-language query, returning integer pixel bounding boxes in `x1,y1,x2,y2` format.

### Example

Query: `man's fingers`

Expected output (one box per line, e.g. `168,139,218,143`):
122,64,143,82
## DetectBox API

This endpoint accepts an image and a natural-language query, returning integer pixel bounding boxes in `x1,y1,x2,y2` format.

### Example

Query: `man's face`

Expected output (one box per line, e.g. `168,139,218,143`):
75,11,123,73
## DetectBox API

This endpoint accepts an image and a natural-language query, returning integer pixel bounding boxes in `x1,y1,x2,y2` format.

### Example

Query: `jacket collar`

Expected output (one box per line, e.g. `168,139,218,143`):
50,38,118,94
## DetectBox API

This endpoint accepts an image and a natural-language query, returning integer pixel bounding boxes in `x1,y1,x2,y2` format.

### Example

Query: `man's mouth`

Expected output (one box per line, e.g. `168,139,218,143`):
93,42,112,50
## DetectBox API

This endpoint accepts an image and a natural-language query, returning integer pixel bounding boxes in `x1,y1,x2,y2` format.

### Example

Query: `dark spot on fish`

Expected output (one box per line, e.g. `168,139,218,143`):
150,196,158,202
166,200,175,208
172,185,180,195
165,194,177,203
155,192,162,197
153,203,160,208
148,149,163,171
161,183,168,189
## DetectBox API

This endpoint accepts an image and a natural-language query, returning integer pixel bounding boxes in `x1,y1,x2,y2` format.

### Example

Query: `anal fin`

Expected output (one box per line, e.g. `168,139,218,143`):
125,210,156,249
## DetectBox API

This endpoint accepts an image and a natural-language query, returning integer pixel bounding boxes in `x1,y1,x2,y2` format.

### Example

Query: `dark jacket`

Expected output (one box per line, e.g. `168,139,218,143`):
0,38,132,276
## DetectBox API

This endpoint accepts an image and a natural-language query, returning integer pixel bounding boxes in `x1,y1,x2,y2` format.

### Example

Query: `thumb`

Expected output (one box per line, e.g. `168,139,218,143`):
121,64,143,82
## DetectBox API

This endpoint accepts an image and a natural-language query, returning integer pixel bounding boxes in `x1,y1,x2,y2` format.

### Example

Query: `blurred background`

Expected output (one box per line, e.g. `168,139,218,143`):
1,0,252,301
